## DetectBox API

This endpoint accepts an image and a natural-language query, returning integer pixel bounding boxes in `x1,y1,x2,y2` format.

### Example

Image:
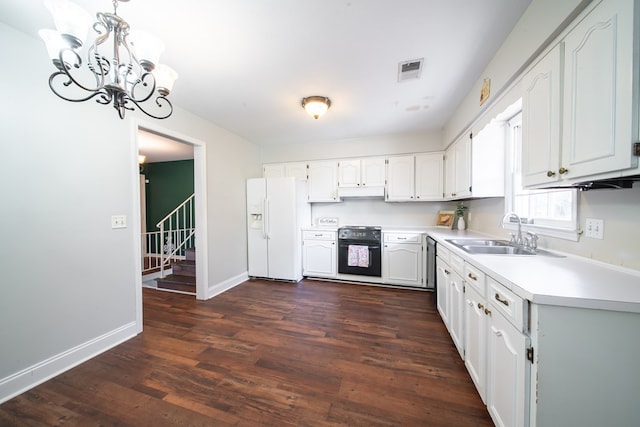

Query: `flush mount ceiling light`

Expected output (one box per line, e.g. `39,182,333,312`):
301,96,331,119
39,0,178,120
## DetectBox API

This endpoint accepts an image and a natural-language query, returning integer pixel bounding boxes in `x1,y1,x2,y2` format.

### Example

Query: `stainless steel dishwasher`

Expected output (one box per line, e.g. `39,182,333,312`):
426,236,436,290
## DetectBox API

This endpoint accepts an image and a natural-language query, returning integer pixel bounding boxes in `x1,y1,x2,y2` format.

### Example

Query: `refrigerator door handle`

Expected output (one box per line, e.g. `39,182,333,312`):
263,198,270,239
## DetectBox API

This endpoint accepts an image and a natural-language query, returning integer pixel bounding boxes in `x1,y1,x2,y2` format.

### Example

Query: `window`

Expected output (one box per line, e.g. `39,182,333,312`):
505,111,579,240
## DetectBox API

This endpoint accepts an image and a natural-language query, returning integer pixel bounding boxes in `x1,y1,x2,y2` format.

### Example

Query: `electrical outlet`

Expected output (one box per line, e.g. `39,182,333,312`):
111,215,127,229
585,218,604,239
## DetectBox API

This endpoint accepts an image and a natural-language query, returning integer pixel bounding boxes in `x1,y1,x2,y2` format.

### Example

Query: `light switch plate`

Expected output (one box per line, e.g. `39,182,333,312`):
111,215,127,229
585,218,604,239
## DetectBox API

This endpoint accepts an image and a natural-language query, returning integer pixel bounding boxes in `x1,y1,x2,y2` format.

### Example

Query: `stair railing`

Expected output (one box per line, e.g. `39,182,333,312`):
142,194,195,277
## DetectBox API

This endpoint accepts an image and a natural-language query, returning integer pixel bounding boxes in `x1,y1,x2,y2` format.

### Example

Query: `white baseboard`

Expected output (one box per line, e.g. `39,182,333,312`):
207,271,248,299
0,321,138,404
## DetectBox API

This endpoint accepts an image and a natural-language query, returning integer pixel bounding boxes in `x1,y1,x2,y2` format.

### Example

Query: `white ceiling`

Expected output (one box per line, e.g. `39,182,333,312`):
1,0,531,151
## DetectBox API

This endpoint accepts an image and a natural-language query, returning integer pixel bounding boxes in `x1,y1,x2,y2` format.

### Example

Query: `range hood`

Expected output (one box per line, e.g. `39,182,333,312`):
338,185,385,198
543,174,640,191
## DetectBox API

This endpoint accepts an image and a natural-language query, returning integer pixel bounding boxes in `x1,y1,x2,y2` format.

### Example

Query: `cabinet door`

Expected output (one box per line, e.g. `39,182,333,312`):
465,285,488,403
263,164,285,178
302,240,336,277
386,156,415,201
338,159,360,187
449,269,465,358
361,158,386,187
436,258,450,326
561,0,638,180
444,146,456,199
453,136,471,198
284,162,308,181
415,153,444,201
522,45,562,187
307,161,339,202
487,310,530,427
383,243,423,287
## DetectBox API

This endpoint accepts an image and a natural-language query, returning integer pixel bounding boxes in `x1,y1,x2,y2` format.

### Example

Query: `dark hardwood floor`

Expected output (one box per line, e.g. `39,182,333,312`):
0,279,492,426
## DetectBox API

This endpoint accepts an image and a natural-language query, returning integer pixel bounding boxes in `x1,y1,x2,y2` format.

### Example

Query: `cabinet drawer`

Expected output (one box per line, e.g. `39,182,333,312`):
464,263,486,296
488,276,527,332
384,233,421,243
302,230,336,240
449,252,464,274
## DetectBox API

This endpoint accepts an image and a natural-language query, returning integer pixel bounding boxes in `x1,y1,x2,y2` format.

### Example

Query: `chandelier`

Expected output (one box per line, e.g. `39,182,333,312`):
39,0,178,120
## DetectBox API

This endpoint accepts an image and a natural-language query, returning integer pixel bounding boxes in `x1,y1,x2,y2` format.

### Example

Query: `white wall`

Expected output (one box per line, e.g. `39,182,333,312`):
443,0,589,146
260,132,442,164
0,22,260,402
312,199,449,229
465,184,640,271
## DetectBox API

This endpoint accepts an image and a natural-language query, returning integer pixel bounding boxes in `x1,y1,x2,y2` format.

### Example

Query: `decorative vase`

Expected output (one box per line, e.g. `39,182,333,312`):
457,216,466,230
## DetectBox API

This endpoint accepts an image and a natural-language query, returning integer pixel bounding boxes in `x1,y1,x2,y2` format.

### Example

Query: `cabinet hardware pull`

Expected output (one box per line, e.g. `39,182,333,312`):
547,170,556,177
494,293,510,306
484,308,492,316
314,234,323,237
477,303,484,310
559,167,569,175
494,330,502,337
467,272,477,281
444,269,451,275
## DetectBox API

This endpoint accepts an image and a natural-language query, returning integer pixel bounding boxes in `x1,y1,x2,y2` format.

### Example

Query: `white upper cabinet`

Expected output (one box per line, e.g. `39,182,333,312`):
284,162,308,181
561,0,637,180
307,160,339,202
263,162,307,180
445,124,505,200
415,153,445,201
386,155,416,201
361,158,386,187
445,134,472,199
387,154,444,201
263,164,285,178
522,0,639,186
338,158,385,187
522,45,562,187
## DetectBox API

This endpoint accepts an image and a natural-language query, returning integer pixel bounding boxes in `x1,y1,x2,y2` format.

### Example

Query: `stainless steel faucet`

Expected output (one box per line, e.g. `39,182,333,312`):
500,212,523,246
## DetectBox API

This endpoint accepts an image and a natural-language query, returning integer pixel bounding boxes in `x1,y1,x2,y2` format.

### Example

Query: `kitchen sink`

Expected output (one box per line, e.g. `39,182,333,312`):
459,245,536,255
447,239,511,247
445,238,565,257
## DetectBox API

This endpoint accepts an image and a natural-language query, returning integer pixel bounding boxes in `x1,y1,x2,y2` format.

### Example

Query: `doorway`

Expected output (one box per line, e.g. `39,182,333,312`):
132,121,209,331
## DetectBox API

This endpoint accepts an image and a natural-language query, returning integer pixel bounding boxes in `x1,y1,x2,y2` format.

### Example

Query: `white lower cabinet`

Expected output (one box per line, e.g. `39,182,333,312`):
436,247,464,358
302,230,337,278
486,300,529,427
464,283,488,403
382,233,424,287
438,244,530,426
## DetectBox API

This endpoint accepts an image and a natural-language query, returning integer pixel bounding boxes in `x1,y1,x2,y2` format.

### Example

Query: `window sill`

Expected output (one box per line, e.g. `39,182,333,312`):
502,223,580,242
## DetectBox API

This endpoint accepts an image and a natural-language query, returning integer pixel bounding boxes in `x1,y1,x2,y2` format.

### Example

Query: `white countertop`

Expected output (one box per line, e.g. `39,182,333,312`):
426,228,640,313
301,225,640,312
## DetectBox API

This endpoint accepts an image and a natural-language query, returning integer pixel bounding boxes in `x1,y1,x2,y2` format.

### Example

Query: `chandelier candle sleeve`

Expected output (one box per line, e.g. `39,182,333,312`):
39,0,178,120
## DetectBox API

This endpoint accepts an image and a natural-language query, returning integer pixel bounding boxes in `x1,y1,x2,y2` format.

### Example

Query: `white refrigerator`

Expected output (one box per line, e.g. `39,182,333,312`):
246,177,311,281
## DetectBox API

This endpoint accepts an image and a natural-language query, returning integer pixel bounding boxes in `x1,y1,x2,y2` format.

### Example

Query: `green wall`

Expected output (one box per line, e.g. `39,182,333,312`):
143,159,194,231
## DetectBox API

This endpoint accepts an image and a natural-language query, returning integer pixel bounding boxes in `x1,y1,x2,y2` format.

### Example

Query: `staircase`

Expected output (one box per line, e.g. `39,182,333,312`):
156,247,196,294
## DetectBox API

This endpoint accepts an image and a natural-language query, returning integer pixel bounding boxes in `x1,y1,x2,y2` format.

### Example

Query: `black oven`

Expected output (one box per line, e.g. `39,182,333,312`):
338,226,382,277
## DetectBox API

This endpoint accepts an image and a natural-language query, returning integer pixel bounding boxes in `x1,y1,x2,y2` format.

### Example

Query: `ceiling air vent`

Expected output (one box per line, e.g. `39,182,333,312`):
398,58,423,82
